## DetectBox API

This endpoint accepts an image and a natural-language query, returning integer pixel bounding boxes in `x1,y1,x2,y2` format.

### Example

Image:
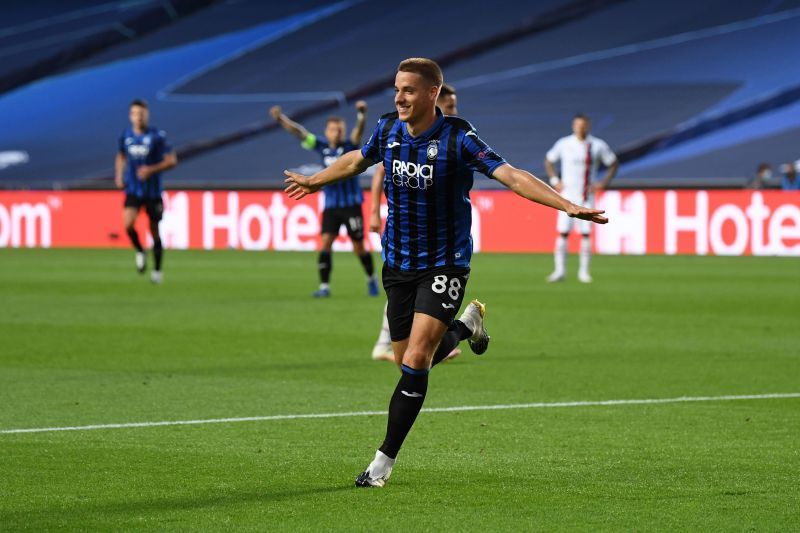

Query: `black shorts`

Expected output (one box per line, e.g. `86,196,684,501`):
124,194,163,222
382,263,470,342
321,206,364,240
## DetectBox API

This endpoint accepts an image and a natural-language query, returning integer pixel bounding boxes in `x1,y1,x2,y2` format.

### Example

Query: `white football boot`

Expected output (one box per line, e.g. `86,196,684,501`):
355,450,395,488
135,252,146,274
458,299,490,355
371,344,395,362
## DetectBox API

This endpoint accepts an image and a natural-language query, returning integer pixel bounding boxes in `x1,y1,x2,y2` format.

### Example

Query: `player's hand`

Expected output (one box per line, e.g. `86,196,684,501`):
284,170,319,200
566,203,608,224
369,211,381,234
136,166,154,180
269,105,282,120
114,175,123,189
554,182,564,193
355,100,367,114
592,182,606,194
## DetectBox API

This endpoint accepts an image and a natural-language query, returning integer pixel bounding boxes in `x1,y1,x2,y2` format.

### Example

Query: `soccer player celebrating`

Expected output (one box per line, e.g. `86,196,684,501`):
270,102,378,298
544,114,618,283
369,83,460,363
284,58,607,488
114,99,177,284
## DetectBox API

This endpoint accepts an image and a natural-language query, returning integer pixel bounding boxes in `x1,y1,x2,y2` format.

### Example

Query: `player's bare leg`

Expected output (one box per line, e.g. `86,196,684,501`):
149,218,163,284
352,239,378,297
391,338,408,368
314,233,335,297
123,207,145,273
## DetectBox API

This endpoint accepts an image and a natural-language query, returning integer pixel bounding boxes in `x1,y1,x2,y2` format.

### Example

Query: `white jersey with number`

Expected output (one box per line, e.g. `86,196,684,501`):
546,134,616,203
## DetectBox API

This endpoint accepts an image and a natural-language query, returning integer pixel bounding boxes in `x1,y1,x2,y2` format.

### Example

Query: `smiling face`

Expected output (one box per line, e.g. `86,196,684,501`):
394,70,439,124
129,104,149,132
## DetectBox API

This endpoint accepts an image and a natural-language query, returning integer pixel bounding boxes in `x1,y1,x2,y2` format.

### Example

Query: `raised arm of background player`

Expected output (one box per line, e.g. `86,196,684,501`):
270,105,310,141
350,100,368,146
270,101,368,145
285,151,607,224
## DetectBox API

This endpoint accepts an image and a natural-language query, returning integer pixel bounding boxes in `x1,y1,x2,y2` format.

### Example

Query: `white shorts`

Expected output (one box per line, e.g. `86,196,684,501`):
557,194,594,235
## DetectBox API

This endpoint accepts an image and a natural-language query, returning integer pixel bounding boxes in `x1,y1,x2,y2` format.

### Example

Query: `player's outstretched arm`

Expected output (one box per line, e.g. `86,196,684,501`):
369,164,385,233
492,164,608,224
350,100,368,146
284,149,371,200
270,105,309,141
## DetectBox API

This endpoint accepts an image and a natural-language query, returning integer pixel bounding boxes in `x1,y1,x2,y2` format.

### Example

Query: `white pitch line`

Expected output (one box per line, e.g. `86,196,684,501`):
1,392,798,435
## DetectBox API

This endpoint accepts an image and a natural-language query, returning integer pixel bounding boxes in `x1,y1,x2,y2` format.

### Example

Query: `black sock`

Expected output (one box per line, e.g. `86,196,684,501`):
153,238,163,271
126,228,144,252
452,319,472,341
378,365,429,459
318,251,332,284
431,320,473,367
432,331,460,367
359,252,374,277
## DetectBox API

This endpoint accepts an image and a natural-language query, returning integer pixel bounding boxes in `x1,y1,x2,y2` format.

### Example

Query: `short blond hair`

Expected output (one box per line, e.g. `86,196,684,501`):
397,58,443,87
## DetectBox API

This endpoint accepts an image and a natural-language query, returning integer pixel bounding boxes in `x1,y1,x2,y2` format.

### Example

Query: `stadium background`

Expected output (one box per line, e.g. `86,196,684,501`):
2,2,800,530
0,0,799,256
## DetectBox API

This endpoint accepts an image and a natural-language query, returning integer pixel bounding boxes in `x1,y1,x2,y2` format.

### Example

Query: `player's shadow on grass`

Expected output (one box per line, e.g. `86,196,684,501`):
45,485,354,518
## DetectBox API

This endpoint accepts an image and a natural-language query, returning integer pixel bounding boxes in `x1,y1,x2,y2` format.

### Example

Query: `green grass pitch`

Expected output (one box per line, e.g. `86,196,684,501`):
1,249,798,531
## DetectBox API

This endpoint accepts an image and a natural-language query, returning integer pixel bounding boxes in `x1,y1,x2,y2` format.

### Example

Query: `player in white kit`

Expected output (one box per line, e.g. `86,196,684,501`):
544,114,618,283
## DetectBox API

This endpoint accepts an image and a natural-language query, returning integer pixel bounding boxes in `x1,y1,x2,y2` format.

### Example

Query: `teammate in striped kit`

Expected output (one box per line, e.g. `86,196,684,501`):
114,99,177,284
284,58,607,488
544,114,618,283
271,102,378,298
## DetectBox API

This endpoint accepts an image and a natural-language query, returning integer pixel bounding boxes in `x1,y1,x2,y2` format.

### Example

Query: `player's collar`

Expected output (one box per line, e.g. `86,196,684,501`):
402,107,444,144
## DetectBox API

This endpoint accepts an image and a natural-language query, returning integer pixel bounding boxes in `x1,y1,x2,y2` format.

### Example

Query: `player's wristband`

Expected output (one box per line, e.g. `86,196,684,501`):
301,133,317,150
549,176,561,187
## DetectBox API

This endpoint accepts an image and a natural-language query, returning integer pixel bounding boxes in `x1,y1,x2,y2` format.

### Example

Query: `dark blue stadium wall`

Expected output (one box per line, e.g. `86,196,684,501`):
1,0,799,189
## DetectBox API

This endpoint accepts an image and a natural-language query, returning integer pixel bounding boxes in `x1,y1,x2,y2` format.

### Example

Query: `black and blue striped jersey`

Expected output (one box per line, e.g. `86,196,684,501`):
361,108,506,272
118,126,172,199
304,135,363,209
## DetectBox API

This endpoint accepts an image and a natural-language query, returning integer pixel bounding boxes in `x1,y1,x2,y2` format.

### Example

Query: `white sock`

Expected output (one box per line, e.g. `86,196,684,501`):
579,235,591,275
370,449,396,474
554,236,567,275
319,283,330,290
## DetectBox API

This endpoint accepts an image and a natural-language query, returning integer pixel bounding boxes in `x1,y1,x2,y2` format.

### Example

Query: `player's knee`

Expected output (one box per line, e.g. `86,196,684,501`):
320,234,334,250
402,345,433,369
